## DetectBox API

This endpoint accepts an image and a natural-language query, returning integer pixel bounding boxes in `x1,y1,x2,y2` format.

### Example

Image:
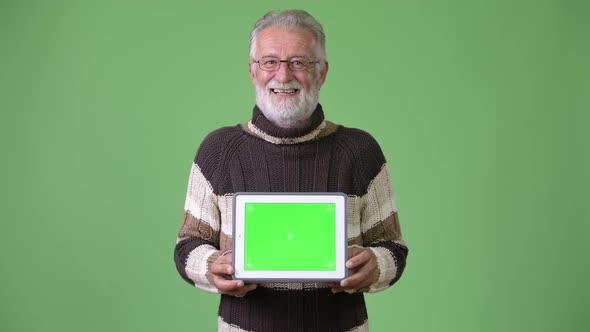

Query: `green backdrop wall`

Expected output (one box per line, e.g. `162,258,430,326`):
1,0,588,331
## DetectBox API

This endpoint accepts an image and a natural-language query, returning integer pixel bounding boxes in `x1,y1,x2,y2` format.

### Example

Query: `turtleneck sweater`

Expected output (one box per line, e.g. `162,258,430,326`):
174,104,408,332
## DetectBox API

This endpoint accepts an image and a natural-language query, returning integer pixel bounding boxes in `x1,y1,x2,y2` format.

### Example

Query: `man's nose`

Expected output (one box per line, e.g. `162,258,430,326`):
274,61,294,82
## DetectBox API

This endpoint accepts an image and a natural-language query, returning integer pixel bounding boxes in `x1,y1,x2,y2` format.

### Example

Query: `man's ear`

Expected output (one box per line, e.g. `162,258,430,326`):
318,61,329,87
248,61,256,83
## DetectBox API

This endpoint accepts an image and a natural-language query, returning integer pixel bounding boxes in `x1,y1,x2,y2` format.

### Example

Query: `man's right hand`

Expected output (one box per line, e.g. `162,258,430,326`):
210,253,257,297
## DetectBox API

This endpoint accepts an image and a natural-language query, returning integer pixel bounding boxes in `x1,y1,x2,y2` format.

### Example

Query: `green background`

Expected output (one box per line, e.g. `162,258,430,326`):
244,203,336,271
1,0,588,331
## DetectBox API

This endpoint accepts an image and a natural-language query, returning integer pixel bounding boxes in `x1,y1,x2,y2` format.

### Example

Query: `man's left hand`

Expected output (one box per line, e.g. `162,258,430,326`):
330,246,378,293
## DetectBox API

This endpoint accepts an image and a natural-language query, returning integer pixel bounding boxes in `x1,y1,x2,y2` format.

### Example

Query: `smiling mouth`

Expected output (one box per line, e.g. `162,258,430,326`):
270,88,299,95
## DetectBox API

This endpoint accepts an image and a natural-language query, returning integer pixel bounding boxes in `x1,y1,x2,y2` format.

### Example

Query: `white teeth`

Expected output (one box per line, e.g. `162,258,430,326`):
272,88,297,93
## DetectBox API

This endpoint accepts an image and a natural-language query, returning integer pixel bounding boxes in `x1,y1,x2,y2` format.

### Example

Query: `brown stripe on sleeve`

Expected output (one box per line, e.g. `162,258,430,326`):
361,212,403,245
179,211,219,246
347,236,364,247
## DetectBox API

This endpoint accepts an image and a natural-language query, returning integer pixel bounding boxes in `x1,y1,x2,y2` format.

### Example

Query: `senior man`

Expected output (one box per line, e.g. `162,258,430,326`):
174,9,408,331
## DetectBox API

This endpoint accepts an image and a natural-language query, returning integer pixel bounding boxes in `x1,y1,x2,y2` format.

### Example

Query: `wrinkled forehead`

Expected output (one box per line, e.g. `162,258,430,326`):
254,26,318,59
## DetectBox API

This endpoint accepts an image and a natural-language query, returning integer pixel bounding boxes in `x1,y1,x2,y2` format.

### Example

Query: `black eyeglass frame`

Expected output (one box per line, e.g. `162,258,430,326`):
253,57,320,71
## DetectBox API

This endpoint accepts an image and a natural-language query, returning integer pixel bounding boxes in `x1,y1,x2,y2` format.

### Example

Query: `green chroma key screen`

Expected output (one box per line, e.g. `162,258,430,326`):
244,203,336,271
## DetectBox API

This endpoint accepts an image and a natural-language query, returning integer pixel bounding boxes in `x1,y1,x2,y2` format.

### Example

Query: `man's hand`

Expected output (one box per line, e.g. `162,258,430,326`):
330,246,378,293
210,253,257,297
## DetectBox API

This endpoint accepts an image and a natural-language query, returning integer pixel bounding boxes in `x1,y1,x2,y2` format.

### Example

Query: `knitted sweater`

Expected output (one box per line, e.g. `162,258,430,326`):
174,104,408,332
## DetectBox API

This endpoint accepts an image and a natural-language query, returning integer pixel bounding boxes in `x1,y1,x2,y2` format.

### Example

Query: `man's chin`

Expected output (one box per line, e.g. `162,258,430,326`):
255,88,319,127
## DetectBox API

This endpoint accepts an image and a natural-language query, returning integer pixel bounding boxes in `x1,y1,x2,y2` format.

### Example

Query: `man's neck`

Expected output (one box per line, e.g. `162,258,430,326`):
273,117,312,129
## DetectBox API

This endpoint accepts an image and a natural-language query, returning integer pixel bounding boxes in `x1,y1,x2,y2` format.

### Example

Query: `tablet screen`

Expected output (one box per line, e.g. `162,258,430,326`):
244,202,336,271
233,193,347,282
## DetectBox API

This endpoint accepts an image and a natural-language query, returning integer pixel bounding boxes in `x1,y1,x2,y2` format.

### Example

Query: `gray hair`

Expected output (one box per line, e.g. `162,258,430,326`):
249,10,327,70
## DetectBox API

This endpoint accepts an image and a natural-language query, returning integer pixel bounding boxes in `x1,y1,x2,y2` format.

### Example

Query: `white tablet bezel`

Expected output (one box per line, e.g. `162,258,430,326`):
232,192,347,282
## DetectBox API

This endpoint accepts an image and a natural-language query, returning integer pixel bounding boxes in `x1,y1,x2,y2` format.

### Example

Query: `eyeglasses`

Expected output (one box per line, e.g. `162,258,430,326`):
253,56,319,71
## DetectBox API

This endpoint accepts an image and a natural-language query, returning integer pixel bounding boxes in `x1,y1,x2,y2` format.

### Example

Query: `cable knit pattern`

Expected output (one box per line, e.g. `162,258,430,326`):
174,104,408,331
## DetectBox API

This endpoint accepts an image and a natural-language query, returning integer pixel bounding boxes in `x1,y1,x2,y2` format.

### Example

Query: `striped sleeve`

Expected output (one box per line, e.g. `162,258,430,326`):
173,162,223,293
360,164,408,293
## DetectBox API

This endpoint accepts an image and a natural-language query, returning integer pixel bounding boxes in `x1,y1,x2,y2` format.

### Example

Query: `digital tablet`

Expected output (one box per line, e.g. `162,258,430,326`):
232,192,347,282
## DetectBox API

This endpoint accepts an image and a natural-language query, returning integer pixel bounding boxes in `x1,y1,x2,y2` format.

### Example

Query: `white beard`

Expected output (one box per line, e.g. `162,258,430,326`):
254,78,320,127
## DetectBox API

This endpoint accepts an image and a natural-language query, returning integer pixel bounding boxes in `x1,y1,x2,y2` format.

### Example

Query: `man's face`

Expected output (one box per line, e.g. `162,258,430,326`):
249,26,328,127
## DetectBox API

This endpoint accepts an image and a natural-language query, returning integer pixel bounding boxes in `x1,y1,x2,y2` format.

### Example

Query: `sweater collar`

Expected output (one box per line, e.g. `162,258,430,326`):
247,104,326,144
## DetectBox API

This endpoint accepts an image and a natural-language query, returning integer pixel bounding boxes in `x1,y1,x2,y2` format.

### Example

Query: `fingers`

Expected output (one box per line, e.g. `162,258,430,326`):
330,282,348,293
347,246,363,259
210,253,234,276
209,253,257,297
333,273,367,293
341,263,373,289
210,261,233,276
345,248,372,269
233,283,258,297
331,247,377,293
213,275,244,290
213,275,258,297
